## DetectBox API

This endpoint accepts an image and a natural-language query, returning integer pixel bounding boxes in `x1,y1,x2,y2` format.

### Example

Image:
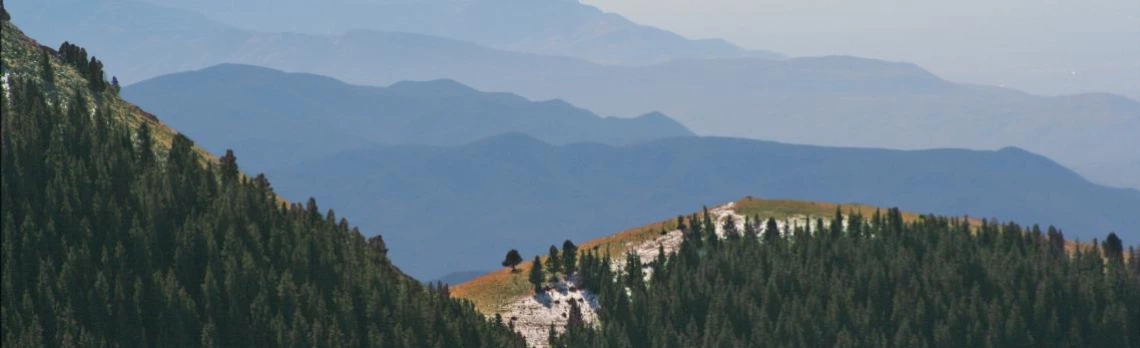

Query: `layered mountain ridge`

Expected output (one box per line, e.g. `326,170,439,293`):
12,0,1138,189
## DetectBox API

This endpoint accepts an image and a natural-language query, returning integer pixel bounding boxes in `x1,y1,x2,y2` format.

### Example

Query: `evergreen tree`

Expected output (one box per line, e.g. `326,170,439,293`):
722,215,739,240
547,245,563,274
743,216,758,239
219,149,239,182
1103,232,1124,264
764,217,780,242
502,249,523,272
562,240,578,275
529,256,545,294
39,51,53,83
1,28,527,347
554,205,1140,347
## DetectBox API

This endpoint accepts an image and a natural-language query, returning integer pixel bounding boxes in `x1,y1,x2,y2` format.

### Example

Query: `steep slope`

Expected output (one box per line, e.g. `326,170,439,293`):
122,64,693,173
138,0,785,65
1,17,524,347
10,0,1139,189
266,134,1140,279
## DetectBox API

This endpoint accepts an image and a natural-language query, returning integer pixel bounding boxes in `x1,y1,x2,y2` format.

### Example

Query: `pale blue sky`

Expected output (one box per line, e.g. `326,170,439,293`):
584,0,1140,99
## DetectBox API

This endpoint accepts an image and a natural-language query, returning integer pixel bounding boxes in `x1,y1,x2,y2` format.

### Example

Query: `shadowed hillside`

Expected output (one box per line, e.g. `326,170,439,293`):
122,64,693,172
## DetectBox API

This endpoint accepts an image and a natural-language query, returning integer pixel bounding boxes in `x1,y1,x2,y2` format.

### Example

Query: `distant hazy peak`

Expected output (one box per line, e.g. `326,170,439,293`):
464,132,554,149
386,79,480,96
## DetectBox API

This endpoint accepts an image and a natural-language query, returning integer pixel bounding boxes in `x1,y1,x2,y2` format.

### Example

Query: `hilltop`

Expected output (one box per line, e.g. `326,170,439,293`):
452,199,923,329
452,197,1137,347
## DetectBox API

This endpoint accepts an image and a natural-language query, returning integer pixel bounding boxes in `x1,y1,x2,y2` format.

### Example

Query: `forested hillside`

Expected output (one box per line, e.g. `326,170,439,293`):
1,16,524,347
554,208,1140,347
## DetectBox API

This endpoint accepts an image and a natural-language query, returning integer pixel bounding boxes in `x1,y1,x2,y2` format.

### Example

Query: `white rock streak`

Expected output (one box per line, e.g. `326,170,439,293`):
499,279,599,348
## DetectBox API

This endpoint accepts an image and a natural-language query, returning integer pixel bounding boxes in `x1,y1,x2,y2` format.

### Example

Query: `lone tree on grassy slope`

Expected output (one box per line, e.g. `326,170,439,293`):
529,256,545,294
502,249,523,272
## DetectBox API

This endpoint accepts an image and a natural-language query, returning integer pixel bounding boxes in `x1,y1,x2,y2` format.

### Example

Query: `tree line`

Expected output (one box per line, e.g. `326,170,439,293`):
553,208,1140,347
1,40,525,347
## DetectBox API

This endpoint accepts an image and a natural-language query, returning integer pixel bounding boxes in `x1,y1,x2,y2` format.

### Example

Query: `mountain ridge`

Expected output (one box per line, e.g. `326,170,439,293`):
17,0,1137,188
264,134,1140,279
137,0,786,65
122,64,694,173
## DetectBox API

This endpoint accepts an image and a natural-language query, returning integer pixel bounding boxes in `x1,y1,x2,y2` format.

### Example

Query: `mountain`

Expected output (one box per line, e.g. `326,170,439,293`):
9,0,1139,189
1,16,525,347
263,134,1140,279
121,64,693,173
138,0,785,65
455,199,1140,347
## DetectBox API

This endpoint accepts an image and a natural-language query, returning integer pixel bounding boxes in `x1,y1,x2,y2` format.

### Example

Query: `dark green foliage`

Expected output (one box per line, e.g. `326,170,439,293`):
502,249,523,272
562,240,578,275
547,245,563,274
1104,232,1124,264
763,217,779,242
529,257,544,294
56,42,107,92
561,209,1140,347
1,0,8,22
722,215,739,240
0,69,525,346
38,51,52,83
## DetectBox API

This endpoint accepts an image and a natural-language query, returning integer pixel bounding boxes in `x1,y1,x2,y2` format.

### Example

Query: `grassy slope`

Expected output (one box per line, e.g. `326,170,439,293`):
1,20,211,161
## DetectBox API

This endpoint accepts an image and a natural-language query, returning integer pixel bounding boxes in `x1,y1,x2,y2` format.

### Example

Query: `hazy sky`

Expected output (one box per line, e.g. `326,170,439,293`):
583,0,1140,100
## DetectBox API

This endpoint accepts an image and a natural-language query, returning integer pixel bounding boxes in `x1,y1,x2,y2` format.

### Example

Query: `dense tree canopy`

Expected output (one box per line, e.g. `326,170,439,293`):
1,42,525,347
556,209,1140,348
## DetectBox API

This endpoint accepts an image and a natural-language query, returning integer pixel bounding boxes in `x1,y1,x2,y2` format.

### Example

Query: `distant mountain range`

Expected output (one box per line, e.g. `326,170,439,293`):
10,0,1140,189
122,64,691,173
263,134,1140,279
137,0,785,65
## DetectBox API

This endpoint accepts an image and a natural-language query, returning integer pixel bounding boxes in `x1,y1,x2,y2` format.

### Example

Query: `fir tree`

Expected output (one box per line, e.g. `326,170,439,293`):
529,256,545,294
764,217,780,242
547,245,563,274
562,240,578,275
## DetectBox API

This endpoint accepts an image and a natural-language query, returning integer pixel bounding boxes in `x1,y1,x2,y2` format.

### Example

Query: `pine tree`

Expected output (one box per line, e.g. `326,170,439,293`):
1103,232,1124,264
529,256,545,294
220,149,239,182
39,51,53,83
743,216,758,239
502,249,523,272
562,240,578,275
722,215,739,240
764,217,780,242
547,245,563,275
567,299,585,330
